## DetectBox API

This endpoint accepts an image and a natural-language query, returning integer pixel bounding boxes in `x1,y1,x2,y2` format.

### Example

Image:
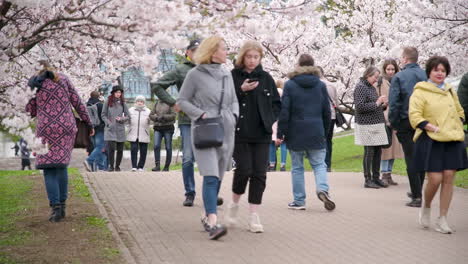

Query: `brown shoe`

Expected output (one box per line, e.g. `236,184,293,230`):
387,174,398,185
381,173,391,185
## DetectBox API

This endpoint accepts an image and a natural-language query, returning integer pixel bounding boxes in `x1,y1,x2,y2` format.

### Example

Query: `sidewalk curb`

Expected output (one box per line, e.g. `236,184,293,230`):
81,171,137,264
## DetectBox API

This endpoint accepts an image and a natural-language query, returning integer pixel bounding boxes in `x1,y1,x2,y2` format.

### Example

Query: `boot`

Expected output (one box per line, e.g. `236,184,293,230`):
152,161,161,172
373,178,389,188
49,204,62,222
387,174,398,185
381,173,391,185
364,178,380,189
60,201,66,218
163,160,170,171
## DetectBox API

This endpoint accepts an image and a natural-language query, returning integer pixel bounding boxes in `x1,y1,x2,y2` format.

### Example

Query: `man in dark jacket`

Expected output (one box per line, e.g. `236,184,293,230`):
457,73,468,119
277,54,335,211
388,47,427,207
84,91,106,171
150,39,199,206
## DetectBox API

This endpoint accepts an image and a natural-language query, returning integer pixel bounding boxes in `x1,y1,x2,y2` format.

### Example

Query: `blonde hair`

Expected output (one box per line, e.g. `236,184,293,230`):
193,36,225,64
38,60,59,81
275,79,284,89
235,40,264,68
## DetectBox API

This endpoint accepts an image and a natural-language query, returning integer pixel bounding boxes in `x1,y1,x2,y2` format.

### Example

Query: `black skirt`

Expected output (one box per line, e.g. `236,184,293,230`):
413,132,468,172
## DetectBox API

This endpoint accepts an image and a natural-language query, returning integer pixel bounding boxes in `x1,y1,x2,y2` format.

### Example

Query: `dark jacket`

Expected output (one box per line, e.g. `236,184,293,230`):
277,66,331,151
388,63,427,128
457,72,468,123
86,97,105,132
232,65,281,143
354,79,386,125
149,100,176,131
150,57,196,125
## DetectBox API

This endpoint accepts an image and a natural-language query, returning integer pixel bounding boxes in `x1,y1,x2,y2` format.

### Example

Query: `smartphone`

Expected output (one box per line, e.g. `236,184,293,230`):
247,78,259,83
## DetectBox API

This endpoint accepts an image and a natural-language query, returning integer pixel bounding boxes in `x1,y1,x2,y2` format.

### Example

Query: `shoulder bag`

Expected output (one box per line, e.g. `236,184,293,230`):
193,76,226,149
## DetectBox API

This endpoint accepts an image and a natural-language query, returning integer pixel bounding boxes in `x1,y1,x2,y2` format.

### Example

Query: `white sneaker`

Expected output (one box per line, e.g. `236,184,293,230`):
225,202,239,227
249,213,264,233
131,168,137,172
419,207,431,228
138,168,144,172
435,216,454,234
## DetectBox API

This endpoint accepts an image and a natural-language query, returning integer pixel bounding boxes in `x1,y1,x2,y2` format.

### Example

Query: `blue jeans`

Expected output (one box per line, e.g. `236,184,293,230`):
179,124,195,197
381,159,395,173
43,168,68,205
269,142,287,165
290,148,329,206
154,130,174,166
202,176,220,215
87,130,106,171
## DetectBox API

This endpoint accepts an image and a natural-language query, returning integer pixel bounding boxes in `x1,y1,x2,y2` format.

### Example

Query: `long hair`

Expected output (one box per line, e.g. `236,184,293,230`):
107,92,125,107
382,59,399,78
38,60,59,82
235,40,264,68
193,36,225,64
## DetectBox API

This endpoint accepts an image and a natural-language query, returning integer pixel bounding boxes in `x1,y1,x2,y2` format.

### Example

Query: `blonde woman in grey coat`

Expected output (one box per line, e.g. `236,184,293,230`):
177,36,239,240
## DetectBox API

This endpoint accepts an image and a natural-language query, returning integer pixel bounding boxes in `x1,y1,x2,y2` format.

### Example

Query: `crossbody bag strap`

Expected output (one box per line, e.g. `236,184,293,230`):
218,76,226,115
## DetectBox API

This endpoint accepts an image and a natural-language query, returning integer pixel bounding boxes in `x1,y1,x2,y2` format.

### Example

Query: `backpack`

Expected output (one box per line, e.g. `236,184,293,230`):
86,104,101,127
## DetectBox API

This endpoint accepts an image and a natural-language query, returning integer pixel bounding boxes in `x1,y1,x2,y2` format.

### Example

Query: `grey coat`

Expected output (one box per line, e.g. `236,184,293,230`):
177,64,239,180
101,99,130,142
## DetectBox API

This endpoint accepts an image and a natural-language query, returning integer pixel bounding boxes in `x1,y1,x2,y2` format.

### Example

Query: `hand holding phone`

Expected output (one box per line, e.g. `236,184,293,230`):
241,78,259,92
247,78,259,83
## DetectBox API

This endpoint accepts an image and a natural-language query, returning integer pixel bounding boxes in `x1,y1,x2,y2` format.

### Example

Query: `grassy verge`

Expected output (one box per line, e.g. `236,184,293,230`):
0,169,125,263
275,134,468,189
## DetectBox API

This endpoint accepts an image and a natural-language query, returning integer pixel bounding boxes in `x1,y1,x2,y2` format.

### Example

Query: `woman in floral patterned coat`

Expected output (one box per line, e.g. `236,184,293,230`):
26,61,93,222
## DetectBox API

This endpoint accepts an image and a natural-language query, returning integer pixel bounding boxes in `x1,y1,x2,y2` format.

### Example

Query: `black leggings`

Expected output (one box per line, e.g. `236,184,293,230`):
108,141,124,169
363,146,382,180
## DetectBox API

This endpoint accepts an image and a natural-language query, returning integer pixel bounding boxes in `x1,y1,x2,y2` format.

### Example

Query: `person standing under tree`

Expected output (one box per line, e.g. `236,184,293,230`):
127,95,151,172
150,99,176,171
19,138,31,170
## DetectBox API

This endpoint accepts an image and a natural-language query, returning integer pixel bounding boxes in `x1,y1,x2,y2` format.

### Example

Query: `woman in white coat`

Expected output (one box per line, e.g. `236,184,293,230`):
127,95,151,171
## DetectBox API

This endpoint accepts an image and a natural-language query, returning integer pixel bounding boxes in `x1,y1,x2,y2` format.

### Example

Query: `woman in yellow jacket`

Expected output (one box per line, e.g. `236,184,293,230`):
409,56,468,234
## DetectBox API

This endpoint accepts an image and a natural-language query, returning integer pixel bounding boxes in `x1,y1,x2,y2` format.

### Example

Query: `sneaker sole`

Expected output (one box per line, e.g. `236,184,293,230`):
249,226,264,233
210,228,227,240
435,227,452,234
83,161,92,172
318,193,336,211
288,206,306,210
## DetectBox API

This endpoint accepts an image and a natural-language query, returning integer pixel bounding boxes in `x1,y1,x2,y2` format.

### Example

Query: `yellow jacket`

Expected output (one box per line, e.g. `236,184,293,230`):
409,81,465,142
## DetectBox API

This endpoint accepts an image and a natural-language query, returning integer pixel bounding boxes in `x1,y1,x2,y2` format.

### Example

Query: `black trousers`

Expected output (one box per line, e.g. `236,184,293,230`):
395,119,425,199
363,146,382,180
325,119,335,169
130,141,148,169
232,142,269,204
108,141,124,169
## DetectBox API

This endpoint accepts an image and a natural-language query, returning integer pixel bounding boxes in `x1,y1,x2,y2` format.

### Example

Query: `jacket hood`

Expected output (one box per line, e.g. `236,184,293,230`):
87,97,100,106
288,66,322,88
28,71,55,91
196,63,229,80
414,81,453,94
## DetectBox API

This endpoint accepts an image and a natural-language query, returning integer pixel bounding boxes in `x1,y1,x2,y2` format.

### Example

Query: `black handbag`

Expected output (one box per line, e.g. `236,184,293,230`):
74,117,90,148
328,96,346,128
382,125,393,149
193,77,226,149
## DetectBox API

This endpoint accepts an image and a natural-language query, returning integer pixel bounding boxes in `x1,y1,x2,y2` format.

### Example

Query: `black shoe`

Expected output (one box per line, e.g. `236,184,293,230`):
406,198,422,207
108,167,114,172
115,167,121,172
59,202,66,218
162,166,169,172
317,191,336,211
183,196,194,207
280,165,286,172
217,197,224,206
373,178,389,188
364,179,380,189
327,167,332,172
49,204,62,222
209,224,227,240
407,192,413,198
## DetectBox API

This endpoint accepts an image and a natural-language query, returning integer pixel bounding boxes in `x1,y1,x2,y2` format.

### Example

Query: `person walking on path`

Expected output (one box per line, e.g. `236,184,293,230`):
149,99,176,171
376,59,404,185
177,36,239,240
389,47,427,207
409,56,468,234
318,66,338,172
101,85,130,172
268,80,288,172
278,54,335,211
84,91,107,172
19,138,32,170
26,60,94,222
226,40,281,233
151,39,200,206
127,95,151,172
11,142,19,156
354,66,389,189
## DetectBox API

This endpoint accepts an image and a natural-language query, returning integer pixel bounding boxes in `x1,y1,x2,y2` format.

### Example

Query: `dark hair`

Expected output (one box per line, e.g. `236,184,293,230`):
107,91,125,107
298,54,314,67
362,66,380,79
402,47,418,63
90,91,100,99
425,56,451,78
382,59,399,76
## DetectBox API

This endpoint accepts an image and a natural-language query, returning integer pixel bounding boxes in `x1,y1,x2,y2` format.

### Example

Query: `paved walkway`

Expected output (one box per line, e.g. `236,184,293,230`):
84,170,467,264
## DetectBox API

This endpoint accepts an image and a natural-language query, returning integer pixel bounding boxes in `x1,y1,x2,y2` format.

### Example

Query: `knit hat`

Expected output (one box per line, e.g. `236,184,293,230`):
111,85,123,93
135,95,146,103
187,39,201,50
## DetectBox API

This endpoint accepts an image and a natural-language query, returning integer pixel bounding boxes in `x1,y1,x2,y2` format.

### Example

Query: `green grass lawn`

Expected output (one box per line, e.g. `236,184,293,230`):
274,134,468,189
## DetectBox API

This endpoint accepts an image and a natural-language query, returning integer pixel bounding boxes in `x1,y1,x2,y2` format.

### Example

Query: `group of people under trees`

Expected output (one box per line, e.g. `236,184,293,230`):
25,35,467,240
